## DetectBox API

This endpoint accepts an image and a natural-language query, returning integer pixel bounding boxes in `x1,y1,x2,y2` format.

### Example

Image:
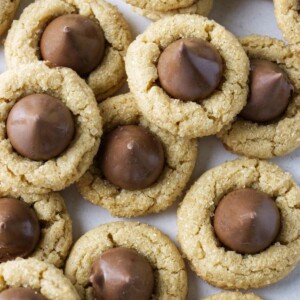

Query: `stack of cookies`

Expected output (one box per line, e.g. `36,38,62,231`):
0,0,299,299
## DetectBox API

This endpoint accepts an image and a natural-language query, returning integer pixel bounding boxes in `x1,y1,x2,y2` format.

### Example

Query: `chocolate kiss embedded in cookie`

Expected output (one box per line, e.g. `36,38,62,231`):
239,59,293,123
0,198,40,263
90,247,154,300
213,188,281,254
99,125,165,190
0,287,46,300
7,93,75,161
40,14,105,75
157,38,224,102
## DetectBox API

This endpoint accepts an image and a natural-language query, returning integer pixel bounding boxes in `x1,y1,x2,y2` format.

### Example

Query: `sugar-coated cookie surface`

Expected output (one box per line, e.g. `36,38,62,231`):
0,62,102,194
65,222,188,300
0,0,20,35
77,93,197,217
5,0,132,101
203,292,262,300
125,14,249,138
0,258,80,300
126,0,213,21
178,158,300,289
274,0,300,45
218,35,300,159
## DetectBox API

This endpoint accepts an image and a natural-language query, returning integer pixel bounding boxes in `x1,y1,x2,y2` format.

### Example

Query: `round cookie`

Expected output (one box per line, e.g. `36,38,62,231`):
77,93,197,217
203,292,262,300
0,0,20,36
0,191,72,268
65,222,188,300
125,15,249,138
0,258,80,300
274,0,300,45
0,62,102,194
124,0,196,11
218,35,300,159
125,0,213,21
178,158,300,289
4,0,132,101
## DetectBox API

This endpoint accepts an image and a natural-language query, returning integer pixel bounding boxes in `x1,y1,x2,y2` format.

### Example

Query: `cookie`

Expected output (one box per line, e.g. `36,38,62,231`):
218,35,300,159
0,258,80,299
125,0,213,21
76,93,197,217
0,0,20,36
274,0,300,45
125,14,249,138
0,191,72,268
4,0,132,101
65,222,188,300
0,62,102,194
203,292,262,300
178,158,300,290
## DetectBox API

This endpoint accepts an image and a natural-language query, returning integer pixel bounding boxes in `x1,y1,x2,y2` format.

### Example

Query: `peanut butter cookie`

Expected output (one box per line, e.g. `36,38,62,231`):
178,158,300,289
124,0,213,21
0,258,79,300
274,0,300,45
5,0,132,101
0,0,20,35
0,191,72,268
0,62,102,194
125,15,249,138
218,36,300,159
65,222,188,300
203,292,262,300
77,93,197,217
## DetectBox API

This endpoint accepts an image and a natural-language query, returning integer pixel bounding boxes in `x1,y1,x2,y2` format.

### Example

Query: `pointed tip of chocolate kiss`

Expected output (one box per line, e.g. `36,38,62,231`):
63,26,71,33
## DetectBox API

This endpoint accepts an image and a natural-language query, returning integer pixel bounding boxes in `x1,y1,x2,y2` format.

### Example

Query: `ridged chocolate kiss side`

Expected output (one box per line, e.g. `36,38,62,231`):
157,38,224,102
213,188,281,254
90,247,154,300
0,198,40,262
7,94,75,161
240,59,293,123
40,14,105,75
99,125,165,190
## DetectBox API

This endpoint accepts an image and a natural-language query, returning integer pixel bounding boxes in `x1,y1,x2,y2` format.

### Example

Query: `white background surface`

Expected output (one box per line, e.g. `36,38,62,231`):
1,0,300,299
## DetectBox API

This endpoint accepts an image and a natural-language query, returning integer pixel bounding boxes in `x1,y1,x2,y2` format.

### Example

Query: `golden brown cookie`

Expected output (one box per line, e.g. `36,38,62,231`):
0,191,72,268
65,222,188,300
125,0,213,21
203,292,262,300
0,258,80,300
0,0,20,36
0,62,102,194
274,0,300,44
4,0,132,101
76,93,197,217
218,35,300,159
125,14,249,138
178,158,300,290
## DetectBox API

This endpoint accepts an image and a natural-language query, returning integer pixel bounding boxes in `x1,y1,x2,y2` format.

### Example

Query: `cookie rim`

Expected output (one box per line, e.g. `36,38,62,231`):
128,0,213,21
0,258,80,300
0,0,20,35
177,158,300,289
203,291,262,300
0,62,102,194
4,0,132,101
274,0,300,44
76,93,197,218
65,221,188,299
125,14,249,138
124,0,196,12
218,35,300,159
